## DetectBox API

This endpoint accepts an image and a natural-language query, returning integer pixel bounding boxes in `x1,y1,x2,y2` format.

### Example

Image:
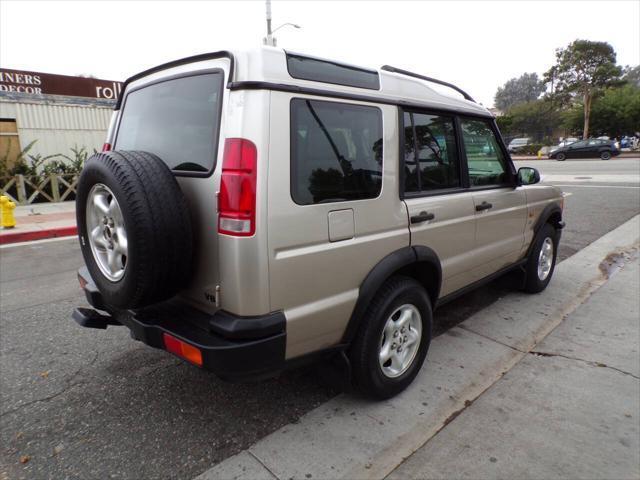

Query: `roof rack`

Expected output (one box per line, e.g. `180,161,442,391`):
380,65,476,103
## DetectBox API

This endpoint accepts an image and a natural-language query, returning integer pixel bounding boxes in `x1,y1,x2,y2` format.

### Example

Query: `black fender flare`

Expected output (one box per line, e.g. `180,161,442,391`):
527,202,564,260
533,202,564,236
341,246,441,344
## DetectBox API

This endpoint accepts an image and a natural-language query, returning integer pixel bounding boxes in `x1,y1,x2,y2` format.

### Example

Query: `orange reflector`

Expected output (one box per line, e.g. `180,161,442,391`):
163,333,203,366
78,273,88,290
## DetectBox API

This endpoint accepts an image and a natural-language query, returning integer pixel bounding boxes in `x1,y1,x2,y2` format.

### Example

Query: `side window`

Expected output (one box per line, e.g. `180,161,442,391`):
402,111,460,193
460,118,510,186
291,99,383,205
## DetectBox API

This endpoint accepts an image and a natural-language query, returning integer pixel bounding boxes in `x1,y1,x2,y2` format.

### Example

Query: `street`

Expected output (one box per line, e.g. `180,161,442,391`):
1,157,639,479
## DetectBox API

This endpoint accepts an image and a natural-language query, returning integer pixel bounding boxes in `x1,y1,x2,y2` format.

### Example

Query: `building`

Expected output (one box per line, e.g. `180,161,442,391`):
0,68,122,167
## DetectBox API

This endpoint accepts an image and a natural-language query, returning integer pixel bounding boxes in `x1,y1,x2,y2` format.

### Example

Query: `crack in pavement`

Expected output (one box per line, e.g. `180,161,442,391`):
0,351,99,419
530,350,640,380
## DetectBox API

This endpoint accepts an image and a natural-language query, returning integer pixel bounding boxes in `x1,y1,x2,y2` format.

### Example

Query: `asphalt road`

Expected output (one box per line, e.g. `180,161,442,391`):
1,157,638,480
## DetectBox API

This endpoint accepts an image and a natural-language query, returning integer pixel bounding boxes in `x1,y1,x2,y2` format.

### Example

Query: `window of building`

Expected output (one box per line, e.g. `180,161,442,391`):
460,118,510,186
402,111,460,193
290,99,383,205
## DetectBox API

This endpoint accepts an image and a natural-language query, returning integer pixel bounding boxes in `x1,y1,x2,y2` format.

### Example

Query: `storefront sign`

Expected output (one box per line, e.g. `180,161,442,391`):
0,68,122,99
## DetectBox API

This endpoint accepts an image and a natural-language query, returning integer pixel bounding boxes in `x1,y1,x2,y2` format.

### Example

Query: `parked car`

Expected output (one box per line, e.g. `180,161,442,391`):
550,138,578,153
72,48,565,399
507,137,532,153
549,138,620,161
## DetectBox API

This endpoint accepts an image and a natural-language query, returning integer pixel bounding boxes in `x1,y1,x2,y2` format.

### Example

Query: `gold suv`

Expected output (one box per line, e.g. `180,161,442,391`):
73,48,564,399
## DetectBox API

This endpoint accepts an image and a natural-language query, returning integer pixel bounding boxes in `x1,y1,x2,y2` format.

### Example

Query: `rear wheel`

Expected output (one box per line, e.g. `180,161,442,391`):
349,276,432,399
600,150,612,160
523,223,558,293
555,152,566,161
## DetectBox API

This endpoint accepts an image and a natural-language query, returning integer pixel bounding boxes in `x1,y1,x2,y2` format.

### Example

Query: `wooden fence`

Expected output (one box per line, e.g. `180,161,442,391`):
0,174,79,205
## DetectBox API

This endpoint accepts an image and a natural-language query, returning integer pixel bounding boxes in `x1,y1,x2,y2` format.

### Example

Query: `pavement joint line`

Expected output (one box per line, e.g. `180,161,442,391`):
247,451,279,480
456,324,526,354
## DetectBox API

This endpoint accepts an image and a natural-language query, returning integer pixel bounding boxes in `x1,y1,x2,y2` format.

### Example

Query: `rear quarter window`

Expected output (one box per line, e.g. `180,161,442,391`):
115,72,223,174
290,99,383,205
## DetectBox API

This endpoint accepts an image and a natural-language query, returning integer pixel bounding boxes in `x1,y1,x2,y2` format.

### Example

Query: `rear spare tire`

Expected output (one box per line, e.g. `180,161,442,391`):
76,150,193,309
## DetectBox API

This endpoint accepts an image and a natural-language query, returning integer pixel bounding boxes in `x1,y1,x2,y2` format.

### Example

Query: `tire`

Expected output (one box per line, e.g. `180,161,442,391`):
523,223,558,293
349,276,432,399
555,152,566,161
76,150,193,309
600,151,611,160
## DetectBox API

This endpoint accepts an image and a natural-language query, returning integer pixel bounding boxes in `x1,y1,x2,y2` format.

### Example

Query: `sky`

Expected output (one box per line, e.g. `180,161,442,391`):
1,0,639,107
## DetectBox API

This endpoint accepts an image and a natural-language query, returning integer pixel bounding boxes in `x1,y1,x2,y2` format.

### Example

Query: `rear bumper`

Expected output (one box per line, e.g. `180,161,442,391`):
73,267,286,380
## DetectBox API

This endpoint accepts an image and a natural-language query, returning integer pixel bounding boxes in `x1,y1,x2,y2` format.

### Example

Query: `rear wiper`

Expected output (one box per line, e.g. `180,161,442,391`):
173,162,207,172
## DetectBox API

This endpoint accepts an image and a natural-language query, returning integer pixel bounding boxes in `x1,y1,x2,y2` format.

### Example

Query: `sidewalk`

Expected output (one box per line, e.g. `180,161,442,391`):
0,201,76,245
198,215,639,480
388,254,639,479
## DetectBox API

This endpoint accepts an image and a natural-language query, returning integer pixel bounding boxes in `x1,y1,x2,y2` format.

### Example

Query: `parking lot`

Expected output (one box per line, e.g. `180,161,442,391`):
1,157,639,479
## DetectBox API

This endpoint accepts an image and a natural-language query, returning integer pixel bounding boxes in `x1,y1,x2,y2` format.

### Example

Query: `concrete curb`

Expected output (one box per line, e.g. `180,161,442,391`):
196,215,640,480
0,225,77,245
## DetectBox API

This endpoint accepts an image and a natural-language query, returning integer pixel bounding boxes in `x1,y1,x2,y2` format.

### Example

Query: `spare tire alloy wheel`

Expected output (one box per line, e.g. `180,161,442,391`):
77,150,193,309
86,183,128,281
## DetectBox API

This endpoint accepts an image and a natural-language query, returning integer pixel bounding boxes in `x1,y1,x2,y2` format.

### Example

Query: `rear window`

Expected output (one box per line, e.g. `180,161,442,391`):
115,72,223,174
286,53,380,90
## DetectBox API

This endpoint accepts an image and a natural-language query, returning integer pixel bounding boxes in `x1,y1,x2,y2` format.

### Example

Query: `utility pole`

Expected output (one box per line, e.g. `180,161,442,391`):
263,0,300,47
264,0,275,47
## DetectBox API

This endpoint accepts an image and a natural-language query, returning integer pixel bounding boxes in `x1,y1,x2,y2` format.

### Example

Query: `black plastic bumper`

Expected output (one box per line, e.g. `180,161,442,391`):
73,267,286,380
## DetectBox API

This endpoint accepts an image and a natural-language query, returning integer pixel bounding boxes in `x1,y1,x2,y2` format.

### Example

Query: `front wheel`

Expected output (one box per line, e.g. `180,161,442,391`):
523,223,559,293
349,276,432,399
600,151,612,160
555,152,566,161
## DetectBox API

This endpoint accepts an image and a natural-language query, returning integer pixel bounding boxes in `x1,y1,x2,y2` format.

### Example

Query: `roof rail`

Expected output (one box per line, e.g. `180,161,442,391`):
380,65,476,103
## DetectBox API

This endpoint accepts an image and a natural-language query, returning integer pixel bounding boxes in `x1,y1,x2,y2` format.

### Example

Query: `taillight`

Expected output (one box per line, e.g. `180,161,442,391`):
218,138,257,236
163,333,203,366
102,143,112,152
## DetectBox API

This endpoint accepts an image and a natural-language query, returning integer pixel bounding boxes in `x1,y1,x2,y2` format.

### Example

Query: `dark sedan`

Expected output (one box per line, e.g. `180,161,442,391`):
549,138,620,161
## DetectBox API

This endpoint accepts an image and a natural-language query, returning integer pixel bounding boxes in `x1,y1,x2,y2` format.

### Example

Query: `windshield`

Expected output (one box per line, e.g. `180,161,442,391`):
115,72,223,174
511,138,528,145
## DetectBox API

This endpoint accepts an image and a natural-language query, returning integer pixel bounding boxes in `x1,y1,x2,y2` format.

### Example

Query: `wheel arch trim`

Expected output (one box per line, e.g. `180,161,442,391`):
341,246,442,344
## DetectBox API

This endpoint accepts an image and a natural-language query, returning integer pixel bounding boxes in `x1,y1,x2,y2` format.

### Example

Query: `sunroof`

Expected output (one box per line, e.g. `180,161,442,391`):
286,52,380,90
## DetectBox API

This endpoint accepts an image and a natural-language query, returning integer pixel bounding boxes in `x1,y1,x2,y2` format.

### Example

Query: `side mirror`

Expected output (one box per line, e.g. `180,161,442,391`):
517,167,540,186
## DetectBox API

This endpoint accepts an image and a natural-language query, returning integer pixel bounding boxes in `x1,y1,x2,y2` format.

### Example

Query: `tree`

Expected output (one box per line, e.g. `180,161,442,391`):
544,40,623,139
562,84,640,138
494,73,545,111
500,99,561,141
623,65,640,87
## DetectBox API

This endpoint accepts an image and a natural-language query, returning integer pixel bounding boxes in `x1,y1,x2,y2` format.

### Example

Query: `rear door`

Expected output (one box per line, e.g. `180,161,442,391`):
566,140,588,158
458,117,527,278
402,110,478,297
112,58,230,312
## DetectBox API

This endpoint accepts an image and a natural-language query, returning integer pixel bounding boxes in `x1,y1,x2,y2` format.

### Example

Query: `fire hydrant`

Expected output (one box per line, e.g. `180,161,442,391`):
0,195,16,229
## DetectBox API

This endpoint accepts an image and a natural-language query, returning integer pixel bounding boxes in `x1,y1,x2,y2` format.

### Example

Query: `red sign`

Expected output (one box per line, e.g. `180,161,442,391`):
0,68,122,100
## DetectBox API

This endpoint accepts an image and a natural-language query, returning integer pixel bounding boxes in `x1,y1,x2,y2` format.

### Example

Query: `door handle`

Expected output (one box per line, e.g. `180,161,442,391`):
475,201,493,212
410,211,435,224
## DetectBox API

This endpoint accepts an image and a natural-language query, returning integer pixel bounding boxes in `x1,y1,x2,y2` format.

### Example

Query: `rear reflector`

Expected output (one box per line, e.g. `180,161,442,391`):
218,138,257,236
163,333,203,366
